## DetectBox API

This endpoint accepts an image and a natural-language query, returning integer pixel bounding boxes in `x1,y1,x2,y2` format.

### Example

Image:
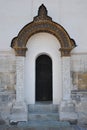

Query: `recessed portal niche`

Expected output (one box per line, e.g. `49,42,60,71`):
25,32,62,104
36,54,52,102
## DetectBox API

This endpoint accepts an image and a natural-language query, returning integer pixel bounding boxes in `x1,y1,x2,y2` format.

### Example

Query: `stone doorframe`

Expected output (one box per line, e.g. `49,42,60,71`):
11,4,76,104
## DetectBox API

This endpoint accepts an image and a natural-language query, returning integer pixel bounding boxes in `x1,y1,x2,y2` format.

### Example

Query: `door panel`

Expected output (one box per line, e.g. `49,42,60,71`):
36,55,52,101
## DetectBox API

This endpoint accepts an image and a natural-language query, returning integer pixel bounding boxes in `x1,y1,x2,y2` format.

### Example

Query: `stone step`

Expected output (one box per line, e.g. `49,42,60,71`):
28,104,58,113
28,112,59,121
18,120,71,128
0,122,86,130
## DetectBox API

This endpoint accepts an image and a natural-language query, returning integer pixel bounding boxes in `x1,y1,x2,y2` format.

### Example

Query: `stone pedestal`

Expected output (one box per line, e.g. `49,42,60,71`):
59,101,77,124
10,102,27,123
76,100,87,124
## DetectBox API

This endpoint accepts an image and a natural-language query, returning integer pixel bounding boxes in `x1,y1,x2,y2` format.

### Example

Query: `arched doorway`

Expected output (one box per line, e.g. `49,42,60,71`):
36,54,52,102
10,4,76,123
11,4,76,104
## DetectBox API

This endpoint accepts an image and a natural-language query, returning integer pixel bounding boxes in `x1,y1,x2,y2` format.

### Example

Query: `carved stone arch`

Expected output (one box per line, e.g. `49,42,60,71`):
11,4,76,56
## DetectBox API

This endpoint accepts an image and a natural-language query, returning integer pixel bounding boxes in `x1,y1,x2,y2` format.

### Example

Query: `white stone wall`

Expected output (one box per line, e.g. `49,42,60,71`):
0,51,16,91
0,51,16,124
71,53,87,72
71,53,87,91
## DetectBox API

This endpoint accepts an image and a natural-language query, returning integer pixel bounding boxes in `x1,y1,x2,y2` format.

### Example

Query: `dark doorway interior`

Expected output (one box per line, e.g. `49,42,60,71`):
36,55,52,102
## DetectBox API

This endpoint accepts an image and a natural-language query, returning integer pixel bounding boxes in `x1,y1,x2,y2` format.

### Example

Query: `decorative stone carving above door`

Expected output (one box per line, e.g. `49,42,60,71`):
11,4,76,57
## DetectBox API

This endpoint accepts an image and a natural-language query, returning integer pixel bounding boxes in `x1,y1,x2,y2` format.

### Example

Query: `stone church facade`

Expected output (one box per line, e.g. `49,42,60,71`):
0,1,87,125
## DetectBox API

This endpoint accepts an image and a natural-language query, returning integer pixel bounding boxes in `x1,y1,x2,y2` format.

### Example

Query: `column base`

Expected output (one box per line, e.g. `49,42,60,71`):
59,100,77,124
10,101,27,124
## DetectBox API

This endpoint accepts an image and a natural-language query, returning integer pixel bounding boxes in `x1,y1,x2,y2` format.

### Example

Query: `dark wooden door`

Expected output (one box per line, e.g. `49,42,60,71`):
36,55,52,101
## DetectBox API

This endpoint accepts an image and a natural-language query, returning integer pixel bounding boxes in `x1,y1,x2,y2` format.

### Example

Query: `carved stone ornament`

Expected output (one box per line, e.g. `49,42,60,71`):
11,4,76,56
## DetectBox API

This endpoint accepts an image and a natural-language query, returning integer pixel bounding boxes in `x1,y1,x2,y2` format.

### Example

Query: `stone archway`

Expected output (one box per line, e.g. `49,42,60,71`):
11,4,76,105
11,4,76,57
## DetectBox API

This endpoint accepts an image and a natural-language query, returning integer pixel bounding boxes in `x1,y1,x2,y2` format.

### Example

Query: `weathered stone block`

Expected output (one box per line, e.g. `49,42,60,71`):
76,101,87,124
59,101,76,112
59,101,77,124
72,72,87,91
78,73,87,90
59,112,77,124
76,101,87,113
10,102,28,123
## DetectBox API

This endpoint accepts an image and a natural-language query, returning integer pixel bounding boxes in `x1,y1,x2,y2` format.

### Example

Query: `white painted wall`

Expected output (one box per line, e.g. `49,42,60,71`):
0,0,87,53
24,33,62,104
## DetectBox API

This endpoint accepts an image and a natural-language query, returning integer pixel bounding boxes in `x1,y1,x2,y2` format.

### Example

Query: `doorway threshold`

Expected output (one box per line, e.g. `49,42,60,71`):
35,101,53,105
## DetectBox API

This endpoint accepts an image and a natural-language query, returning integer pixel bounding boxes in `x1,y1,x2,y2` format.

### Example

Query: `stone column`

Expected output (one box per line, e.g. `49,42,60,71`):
62,56,71,101
10,56,27,123
16,56,25,102
59,57,77,122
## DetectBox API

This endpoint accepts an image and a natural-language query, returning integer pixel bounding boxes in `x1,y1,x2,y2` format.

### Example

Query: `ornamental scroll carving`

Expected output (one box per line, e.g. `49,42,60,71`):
11,4,76,56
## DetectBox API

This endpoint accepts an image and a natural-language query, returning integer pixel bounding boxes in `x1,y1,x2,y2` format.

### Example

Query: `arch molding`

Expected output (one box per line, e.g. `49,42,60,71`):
11,4,76,56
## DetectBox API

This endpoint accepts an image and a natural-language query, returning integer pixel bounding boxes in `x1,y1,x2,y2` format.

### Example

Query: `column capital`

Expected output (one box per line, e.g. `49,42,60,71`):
14,47,27,56
59,48,72,57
